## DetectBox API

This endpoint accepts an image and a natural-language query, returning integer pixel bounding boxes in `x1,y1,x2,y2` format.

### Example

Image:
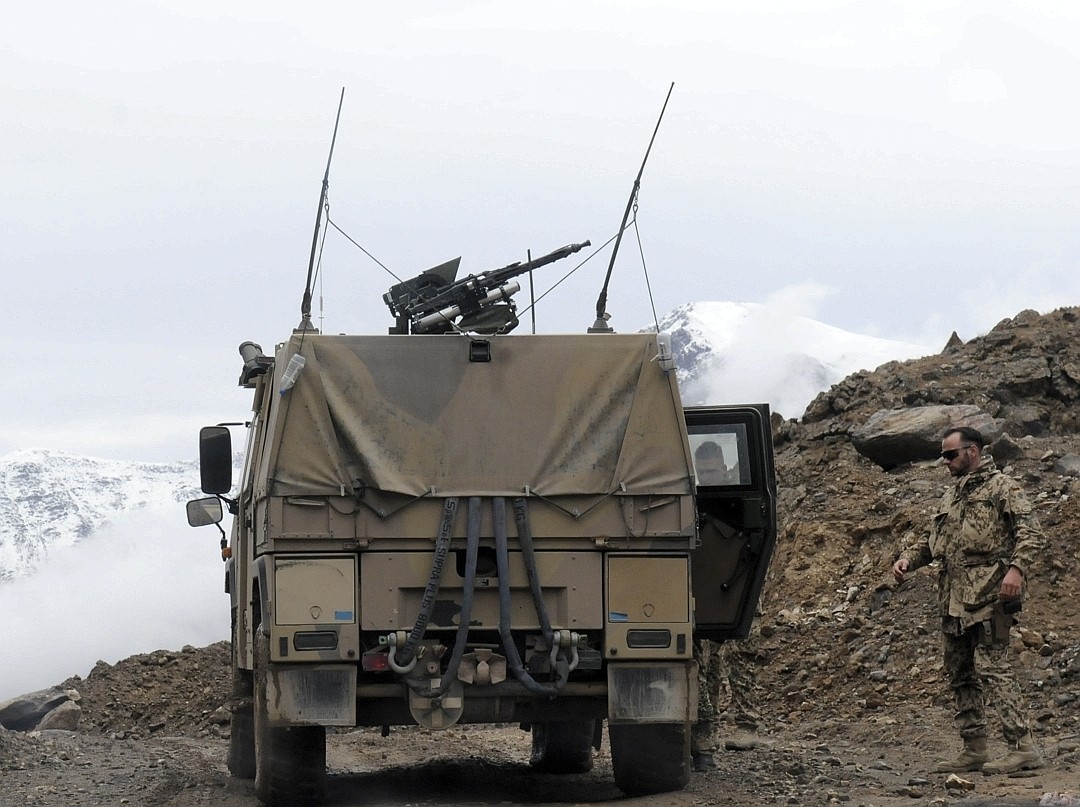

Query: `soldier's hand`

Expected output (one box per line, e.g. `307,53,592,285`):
1000,565,1024,600
892,558,909,583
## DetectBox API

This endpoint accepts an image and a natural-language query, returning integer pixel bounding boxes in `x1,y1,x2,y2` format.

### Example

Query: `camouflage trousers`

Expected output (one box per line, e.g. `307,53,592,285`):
692,631,763,754
942,621,1031,744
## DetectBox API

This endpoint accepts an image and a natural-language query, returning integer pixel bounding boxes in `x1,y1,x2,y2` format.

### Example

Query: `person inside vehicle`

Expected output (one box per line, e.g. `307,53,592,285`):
694,440,739,486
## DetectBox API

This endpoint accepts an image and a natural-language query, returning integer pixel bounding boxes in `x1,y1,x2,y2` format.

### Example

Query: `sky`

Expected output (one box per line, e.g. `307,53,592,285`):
4,1,1080,462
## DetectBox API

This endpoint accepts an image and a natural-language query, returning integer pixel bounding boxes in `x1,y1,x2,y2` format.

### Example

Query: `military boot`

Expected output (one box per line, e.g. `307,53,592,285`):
934,736,989,773
692,751,717,772
982,734,1043,775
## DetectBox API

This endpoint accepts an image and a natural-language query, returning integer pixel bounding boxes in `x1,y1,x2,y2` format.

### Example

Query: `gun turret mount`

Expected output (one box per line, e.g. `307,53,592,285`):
384,258,462,334
383,241,590,335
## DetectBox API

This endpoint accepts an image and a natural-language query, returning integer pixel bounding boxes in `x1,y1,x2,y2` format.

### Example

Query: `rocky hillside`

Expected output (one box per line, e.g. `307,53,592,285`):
762,306,1080,745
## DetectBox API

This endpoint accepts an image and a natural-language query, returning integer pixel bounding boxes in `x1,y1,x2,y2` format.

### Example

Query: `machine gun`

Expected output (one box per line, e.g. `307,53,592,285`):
384,240,590,334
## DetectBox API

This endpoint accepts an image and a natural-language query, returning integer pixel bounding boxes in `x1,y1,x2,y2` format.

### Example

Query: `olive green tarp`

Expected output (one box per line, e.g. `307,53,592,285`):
265,333,692,498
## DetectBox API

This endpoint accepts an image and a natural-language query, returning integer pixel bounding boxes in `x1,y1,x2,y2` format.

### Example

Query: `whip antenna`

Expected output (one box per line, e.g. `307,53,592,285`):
590,82,673,333
297,87,345,332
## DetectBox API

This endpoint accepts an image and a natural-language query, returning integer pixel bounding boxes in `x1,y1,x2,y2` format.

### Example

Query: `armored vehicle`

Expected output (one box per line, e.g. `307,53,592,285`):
188,103,775,807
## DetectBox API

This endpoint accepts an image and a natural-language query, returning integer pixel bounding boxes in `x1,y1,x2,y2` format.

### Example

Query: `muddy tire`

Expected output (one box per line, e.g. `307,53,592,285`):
608,722,691,796
529,720,596,773
227,699,256,779
227,608,256,780
253,631,327,806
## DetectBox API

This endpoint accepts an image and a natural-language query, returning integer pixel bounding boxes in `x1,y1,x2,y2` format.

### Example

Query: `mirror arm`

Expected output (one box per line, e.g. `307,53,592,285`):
217,493,239,516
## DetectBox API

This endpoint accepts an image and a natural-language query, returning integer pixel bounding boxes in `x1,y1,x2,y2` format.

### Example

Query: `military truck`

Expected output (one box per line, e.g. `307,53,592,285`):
187,106,774,806
188,261,774,804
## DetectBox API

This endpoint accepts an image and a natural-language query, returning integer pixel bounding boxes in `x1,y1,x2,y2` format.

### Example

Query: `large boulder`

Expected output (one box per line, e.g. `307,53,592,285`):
0,688,80,732
851,405,1004,469
1054,454,1080,478
35,699,81,731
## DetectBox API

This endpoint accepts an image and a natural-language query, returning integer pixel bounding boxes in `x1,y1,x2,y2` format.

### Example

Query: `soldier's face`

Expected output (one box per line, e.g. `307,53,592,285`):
696,458,726,485
940,433,977,477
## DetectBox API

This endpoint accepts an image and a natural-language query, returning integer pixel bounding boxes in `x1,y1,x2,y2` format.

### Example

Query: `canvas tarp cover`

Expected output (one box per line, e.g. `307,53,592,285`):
266,333,692,498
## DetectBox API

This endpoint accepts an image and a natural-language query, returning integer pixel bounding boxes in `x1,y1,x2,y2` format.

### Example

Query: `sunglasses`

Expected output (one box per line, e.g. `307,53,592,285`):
940,445,974,461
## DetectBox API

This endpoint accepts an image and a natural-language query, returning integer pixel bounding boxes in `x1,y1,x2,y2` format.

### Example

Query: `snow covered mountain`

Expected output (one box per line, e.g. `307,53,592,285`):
660,301,931,418
0,450,204,582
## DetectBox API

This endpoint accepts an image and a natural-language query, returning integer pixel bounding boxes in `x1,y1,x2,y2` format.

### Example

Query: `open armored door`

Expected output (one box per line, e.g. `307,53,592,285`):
686,405,776,641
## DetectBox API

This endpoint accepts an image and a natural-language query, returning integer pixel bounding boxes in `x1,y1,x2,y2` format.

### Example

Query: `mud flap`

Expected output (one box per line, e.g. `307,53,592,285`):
266,664,356,726
607,662,696,724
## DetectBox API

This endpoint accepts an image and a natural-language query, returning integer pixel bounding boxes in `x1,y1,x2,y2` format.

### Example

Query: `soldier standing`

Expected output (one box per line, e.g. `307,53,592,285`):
691,629,766,772
692,638,723,771
892,426,1044,775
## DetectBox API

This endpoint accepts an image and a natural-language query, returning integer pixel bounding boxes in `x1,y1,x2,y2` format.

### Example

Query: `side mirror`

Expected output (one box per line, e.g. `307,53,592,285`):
199,425,233,494
186,496,224,528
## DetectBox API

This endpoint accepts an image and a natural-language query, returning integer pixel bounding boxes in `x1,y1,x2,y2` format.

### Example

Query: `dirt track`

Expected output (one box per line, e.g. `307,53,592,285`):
5,709,1080,806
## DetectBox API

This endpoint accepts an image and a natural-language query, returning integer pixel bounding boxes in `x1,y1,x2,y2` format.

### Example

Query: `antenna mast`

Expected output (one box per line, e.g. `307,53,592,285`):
590,82,674,333
297,87,345,332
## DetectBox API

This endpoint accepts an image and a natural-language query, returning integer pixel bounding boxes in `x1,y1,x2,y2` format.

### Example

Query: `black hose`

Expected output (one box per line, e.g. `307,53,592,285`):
406,497,480,698
513,497,556,648
514,496,571,682
494,497,568,695
397,496,459,667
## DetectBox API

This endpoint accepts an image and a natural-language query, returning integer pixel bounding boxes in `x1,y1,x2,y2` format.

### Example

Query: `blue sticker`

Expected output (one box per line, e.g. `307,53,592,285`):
609,612,629,623
334,611,354,621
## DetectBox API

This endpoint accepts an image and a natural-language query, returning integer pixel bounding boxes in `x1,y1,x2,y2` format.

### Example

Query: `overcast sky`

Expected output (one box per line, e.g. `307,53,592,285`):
4,1,1080,462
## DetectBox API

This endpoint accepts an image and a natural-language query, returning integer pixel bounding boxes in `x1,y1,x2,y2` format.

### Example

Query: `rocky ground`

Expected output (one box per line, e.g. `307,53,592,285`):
3,307,1080,806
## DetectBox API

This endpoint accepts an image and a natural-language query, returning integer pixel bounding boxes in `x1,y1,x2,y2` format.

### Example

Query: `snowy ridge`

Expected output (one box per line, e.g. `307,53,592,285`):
0,449,203,581
660,301,932,418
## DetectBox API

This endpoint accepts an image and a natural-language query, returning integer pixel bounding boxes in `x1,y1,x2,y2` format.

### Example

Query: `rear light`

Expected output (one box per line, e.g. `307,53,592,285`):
362,650,391,672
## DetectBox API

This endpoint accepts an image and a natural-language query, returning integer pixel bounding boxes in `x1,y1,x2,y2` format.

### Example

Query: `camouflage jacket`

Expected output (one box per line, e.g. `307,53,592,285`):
899,457,1044,628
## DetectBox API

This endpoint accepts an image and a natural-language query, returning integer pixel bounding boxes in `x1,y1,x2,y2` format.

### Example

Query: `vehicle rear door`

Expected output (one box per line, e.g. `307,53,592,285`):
685,405,776,641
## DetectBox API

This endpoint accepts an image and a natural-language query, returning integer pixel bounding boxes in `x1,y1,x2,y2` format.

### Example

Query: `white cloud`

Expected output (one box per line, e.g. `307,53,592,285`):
674,295,932,419
0,505,229,700
946,66,1008,104
761,281,837,320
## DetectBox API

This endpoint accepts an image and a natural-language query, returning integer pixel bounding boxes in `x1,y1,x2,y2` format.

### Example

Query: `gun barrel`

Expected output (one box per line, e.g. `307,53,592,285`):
517,240,591,276
388,239,591,333
404,240,591,322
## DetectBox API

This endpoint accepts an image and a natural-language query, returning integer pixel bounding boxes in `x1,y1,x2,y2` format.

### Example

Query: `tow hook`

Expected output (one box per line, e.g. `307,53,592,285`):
552,629,582,672
384,630,419,674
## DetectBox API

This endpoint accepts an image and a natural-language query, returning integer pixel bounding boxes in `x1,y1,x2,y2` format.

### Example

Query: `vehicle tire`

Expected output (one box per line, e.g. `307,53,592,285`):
529,720,596,773
253,630,327,806
227,608,256,780
227,698,256,779
608,721,691,796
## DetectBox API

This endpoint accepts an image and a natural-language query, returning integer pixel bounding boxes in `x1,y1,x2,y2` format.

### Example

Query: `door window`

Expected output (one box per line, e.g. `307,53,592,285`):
689,423,750,486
